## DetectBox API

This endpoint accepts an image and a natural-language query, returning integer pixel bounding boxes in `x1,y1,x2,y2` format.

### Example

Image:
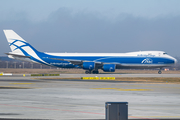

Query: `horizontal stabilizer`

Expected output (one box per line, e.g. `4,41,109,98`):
5,53,31,58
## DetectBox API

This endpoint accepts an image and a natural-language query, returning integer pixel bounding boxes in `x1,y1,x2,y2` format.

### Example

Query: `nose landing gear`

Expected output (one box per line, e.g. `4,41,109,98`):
158,68,162,74
158,70,162,74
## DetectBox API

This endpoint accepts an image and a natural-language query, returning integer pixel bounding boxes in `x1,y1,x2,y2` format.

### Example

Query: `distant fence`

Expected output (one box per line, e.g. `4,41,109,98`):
0,61,49,69
0,61,81,69
0,61,55,69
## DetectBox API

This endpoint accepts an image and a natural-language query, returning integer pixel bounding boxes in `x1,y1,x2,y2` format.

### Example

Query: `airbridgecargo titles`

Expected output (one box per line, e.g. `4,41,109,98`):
3,30,177,74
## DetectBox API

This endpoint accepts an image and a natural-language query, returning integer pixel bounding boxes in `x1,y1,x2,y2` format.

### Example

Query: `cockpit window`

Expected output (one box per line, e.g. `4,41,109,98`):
163,53,167,55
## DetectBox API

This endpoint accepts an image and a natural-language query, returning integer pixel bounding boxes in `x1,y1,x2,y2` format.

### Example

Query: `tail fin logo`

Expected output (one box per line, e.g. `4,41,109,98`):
4,30,48,65
9,39,31,54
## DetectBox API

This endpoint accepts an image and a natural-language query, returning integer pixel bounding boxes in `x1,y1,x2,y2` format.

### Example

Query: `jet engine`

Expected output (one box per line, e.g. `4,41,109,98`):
83,62,95,70
102,64,116,72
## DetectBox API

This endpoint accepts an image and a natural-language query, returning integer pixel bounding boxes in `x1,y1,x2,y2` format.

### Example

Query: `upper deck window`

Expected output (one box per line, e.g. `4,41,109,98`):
163,53,167,55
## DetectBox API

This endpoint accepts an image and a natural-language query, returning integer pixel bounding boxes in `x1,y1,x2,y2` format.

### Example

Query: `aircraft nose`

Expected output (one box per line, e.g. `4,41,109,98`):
174,58,178,64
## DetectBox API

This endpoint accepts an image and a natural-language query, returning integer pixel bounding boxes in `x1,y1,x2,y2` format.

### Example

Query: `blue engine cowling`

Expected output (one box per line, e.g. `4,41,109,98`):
83,62,95,70
103,64,116,72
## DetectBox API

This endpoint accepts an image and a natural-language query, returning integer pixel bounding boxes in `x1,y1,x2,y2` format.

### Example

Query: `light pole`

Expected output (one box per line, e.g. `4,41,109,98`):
31,63,33,69
22,62,24,69
0,61,1,68
40,64,42,69
6,61,8,68
14,62,16,69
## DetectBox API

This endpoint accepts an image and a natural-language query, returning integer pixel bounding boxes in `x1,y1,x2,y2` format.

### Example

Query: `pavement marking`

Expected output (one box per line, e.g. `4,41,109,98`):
91,88,152,91
0,104,179,119
137,116,180,118
118,85,180,89
129,116,180,120
0,104,104,115
81,77,115,80
61,109,104,115
9,83,35,85
129,116,160,120
0,86,33,89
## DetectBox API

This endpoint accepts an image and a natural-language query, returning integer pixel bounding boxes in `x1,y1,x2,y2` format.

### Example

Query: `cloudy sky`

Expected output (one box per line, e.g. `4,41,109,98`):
0,0,180,56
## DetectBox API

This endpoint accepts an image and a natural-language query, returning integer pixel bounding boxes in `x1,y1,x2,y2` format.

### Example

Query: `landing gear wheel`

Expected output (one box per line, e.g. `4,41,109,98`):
85,71,89,74
158,70,162,74
85,70,92,74
92,70,99,74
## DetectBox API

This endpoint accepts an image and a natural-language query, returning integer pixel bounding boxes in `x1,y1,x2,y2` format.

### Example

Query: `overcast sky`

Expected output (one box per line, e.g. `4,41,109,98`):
0,0,180,57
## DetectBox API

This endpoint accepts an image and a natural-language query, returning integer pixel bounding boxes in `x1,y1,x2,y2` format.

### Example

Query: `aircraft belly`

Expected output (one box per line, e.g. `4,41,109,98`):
116,64,172,69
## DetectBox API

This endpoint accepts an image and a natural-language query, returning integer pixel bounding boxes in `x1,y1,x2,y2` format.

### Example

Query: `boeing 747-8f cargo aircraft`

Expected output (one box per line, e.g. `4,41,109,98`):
3,30,177,74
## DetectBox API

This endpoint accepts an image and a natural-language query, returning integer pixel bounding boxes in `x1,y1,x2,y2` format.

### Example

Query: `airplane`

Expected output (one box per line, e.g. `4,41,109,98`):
3,30,177,74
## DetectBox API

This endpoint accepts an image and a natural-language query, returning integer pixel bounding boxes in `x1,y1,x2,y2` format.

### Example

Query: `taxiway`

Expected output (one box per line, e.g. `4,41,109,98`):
0,74,180,120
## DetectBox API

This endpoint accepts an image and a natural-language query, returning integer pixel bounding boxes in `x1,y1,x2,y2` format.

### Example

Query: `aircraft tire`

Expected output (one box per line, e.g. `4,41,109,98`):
85,71,89,74
158,70,162,74
92,70,99,74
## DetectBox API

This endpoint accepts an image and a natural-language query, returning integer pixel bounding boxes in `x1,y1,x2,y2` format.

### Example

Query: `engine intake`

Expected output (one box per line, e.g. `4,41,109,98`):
83,62,95,70
103,64,116,72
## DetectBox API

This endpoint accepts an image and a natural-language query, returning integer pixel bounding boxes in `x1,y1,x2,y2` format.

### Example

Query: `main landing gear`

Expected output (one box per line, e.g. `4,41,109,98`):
85,70,99,74
85,70,91,74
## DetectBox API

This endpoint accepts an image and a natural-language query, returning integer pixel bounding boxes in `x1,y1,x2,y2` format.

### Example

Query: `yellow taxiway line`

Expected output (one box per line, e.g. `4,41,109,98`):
91,88,152,91
9,83,35,85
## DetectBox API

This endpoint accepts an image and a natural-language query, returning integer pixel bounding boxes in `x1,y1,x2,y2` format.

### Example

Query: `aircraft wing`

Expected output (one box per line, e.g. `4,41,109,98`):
49,58,102,66
49,58,83,65
48,58,122,68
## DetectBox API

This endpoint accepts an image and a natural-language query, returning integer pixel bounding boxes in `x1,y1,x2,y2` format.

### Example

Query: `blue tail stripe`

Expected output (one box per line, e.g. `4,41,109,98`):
8,39,50,65
10,39,39,53
9,40,18,47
